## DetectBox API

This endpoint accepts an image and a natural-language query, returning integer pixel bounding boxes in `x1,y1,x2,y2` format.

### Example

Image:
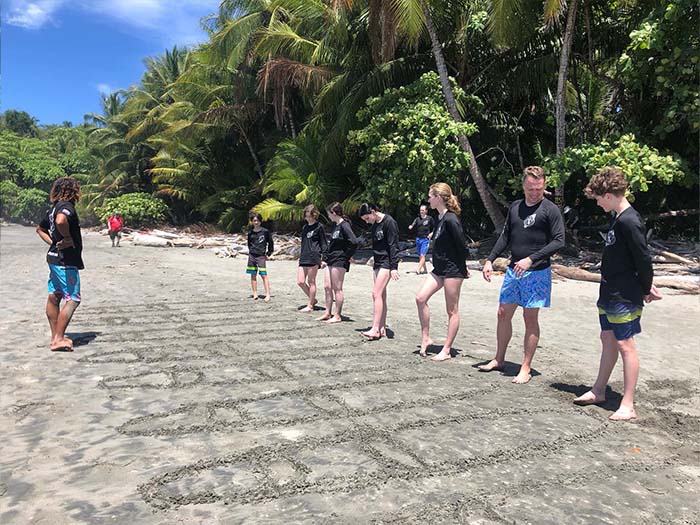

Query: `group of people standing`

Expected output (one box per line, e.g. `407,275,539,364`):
244,165,660,421
37,163,661,422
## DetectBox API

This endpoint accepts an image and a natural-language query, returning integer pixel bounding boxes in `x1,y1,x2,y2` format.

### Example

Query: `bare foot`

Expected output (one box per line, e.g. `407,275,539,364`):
609,406,637,421
477,359,504,372
324,316,343,324
361,330,381,340
511,369,532,384
573,390,606,406
299,305,314,312
430,350,451,362
316,313,331,321
419,338,434,357
252,294,259,300
51,337,74,352
264,296,271,303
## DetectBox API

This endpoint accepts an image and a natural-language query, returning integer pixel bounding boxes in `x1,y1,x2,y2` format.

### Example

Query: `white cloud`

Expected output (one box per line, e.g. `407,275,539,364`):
4,0,64,29
4,0,220,46
96,83,115,95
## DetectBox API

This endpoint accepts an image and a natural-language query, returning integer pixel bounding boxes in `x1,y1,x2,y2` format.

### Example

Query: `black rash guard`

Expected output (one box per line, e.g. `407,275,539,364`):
487,198,565,270
431,211,469,278
410,215,435,238
248,227,274,256
299,222,328,265
372,214,400,270
39,201,84,269
324,221,358,264
599,206,653,307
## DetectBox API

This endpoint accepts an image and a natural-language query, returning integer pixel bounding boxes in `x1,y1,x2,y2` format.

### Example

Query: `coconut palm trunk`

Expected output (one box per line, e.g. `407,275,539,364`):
422,4,505,230
554,0,579,207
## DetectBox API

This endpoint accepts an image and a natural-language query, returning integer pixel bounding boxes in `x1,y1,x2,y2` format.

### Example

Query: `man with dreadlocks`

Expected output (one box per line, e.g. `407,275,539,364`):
36,177,84,352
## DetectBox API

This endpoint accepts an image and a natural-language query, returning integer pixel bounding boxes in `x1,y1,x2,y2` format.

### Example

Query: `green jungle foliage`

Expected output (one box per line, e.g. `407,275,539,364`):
1,0,697,238
95,192,169,226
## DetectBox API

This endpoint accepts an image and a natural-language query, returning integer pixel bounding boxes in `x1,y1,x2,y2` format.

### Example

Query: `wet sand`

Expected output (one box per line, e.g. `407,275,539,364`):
1,224,699,524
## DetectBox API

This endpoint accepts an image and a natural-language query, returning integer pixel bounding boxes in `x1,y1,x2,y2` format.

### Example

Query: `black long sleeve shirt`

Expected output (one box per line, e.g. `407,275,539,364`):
299,222,327,265
488,198,565,270
410,215,435,238
599,206,653,307
248,227,273,256
324,221,358,262
371,214,400,270
432,211,468,274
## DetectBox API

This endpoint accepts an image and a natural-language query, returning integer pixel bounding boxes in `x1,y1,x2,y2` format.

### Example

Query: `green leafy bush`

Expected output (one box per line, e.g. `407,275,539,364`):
1,180,49,223
348,72,478,213
95,192,169,226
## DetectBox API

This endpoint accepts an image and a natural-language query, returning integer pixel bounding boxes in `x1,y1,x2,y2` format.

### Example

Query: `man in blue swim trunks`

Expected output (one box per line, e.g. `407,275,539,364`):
480,166,565,383
408,204,435,274
573,167,661,421
36,177,84,352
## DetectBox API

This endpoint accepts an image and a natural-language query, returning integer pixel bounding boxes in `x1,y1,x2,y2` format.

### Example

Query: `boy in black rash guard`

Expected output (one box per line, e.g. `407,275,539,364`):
408,204,435,274
246,212,274,302
35,177,84,352
574,167,661,421
298,204,328,312
480,166,565,383
359,203,400,340
415,183,469,360
318,202,358,323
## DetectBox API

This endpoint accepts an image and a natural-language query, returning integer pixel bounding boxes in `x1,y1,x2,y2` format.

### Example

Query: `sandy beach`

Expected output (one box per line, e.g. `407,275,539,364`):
1,223,698,524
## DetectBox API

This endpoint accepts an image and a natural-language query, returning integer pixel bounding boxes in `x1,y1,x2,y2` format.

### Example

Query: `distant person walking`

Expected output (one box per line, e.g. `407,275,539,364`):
36,176,84,352
479,166,565,383
574,167,661,421
108,212,124,247
359,203,400,340
408,204,435,274
297,204,328,312
318,202,358,323
415,183,469,360
246,212,274,302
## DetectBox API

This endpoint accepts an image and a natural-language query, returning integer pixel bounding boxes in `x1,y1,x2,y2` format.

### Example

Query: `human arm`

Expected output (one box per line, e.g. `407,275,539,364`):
525,204,566,267
386,219,401,272
343,222,358,259
487,208,511,262
55,212,74,249
36,224,52,245
621,216,654,296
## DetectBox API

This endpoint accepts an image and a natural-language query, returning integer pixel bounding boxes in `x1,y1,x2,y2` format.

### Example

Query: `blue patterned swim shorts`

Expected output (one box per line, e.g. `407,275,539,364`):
47,264,81,302
499,266,552,308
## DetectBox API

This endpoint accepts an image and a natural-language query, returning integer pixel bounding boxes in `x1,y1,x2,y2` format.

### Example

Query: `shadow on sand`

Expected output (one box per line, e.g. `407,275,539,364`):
549,382,622,412
471,360,542,379
65,331,101,347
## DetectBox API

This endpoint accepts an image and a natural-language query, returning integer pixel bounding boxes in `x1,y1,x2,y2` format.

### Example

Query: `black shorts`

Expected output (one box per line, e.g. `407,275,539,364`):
109,230,121,240
432,260,468,279
326,256,350,272
299,259,321,268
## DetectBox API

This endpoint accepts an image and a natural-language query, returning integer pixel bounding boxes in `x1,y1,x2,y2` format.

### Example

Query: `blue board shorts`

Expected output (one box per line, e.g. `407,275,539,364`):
416,237,430,256
246,254,268,276
598,302,643,340
48,264,81,302
499,266,551,308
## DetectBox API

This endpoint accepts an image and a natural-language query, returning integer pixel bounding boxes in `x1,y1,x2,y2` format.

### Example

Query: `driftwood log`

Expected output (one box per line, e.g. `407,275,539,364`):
551,264,698,293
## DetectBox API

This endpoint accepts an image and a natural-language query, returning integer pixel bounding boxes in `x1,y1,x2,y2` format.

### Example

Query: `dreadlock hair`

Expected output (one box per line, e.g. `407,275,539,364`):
49,177,81,204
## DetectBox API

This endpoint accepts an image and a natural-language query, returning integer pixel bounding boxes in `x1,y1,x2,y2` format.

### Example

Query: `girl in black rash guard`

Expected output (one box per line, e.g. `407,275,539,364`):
359,203,400,340
318,202,358,323
297,204,328,312
415,183,469,360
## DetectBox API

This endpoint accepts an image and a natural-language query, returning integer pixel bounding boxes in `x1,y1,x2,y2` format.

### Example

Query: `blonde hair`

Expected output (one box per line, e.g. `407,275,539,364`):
303,204,320,219
522,166,545,181
429,183,461,215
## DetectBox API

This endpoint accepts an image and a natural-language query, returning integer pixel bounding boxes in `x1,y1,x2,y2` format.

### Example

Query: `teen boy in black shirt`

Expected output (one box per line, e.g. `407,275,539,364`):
408,205,435,274
247,212,274,302
574,167,661,421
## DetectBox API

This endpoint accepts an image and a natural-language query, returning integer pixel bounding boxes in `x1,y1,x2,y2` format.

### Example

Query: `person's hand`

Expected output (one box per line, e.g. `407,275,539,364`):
408,224,413,230
482,260,493,282
390,269,400,281
644,285,663,303
320,261,327,269
427,233,432,240
513,257,533,277
56,237,74,249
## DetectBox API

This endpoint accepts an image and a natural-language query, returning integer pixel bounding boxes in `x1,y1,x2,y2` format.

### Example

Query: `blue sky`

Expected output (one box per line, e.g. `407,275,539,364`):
1,0,221,126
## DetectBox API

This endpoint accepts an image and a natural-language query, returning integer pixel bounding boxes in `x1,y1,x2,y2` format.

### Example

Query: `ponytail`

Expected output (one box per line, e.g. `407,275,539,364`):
429,182,461,215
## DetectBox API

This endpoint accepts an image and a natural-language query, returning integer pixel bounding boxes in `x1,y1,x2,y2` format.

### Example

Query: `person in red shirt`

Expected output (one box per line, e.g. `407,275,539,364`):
108,212,124,247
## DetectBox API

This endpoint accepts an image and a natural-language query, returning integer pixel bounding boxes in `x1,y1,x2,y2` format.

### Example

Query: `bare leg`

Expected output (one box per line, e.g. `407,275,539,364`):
574,331,618,405
609,337,639,421
261,275,271,301
415,274,442,355
325,267,346,323
317,267,333,320
512,308,539,384
379,286,388,335
250,275,258,299
46,293,61,346
362,269,391,338
417,255,426,274
297,266,310,299
478,303,518,371
53,299,80,350
306,266,318,309
431,277,463,361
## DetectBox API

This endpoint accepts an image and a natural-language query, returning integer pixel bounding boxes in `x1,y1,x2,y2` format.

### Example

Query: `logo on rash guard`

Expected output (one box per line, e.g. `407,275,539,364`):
332,230,340,239
423,220,429,225
306,230,314,238
523,213,537,229
256,234,265,244
375,229,384,240
605,229,616,246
